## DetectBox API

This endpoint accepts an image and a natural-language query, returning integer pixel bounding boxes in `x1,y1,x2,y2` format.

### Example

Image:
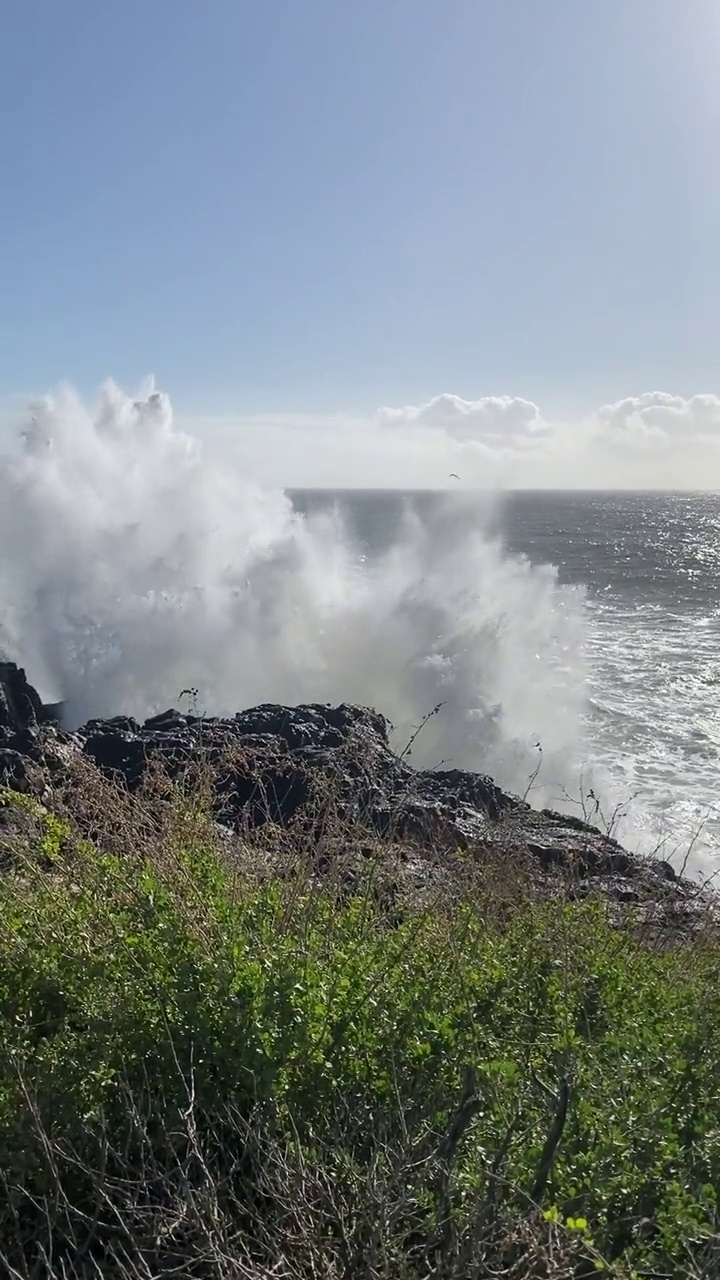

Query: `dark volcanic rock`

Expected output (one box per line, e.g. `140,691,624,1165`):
0,662,65,742
0,662,44,738
0,748,29,790
232,702,389,751
83,731,148,789
0,661,715,921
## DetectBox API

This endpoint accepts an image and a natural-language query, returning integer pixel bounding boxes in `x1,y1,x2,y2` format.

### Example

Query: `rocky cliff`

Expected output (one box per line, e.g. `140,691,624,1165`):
0,661,712,929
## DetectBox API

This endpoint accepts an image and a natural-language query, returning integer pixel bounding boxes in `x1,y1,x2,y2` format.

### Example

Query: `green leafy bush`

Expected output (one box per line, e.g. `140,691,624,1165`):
0,788,718,1277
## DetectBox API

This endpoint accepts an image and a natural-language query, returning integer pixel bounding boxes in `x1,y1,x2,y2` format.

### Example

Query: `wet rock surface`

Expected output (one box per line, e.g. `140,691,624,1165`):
0,662,714,922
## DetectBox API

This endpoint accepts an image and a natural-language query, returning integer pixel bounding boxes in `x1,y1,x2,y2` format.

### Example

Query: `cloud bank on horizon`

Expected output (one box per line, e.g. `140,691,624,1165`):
5,383,720,490
193,389,720,489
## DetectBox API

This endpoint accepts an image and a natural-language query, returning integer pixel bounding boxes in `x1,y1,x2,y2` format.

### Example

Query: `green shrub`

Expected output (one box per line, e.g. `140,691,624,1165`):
0,789,718,1276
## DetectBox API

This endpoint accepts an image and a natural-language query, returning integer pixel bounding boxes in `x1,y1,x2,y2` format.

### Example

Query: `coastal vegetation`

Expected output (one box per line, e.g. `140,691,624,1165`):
0,768,718,1279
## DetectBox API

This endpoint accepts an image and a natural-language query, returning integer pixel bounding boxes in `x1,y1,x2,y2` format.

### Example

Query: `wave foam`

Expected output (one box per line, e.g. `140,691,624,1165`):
0,380,591,806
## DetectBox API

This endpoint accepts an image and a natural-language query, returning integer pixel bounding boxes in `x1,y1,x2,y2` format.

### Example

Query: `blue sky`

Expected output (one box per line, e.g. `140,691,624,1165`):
3,0,720,485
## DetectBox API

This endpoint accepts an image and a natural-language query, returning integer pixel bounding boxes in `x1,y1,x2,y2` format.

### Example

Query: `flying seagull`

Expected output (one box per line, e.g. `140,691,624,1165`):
449,472,460,480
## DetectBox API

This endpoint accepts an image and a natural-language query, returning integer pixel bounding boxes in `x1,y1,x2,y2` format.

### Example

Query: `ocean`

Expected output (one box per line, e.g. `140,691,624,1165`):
294,489,720,881
2,385,718,882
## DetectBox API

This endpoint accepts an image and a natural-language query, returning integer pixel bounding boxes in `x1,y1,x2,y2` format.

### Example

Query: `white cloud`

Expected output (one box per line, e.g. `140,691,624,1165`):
367,390,720,488
377,393,547,448
594,393,720,449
